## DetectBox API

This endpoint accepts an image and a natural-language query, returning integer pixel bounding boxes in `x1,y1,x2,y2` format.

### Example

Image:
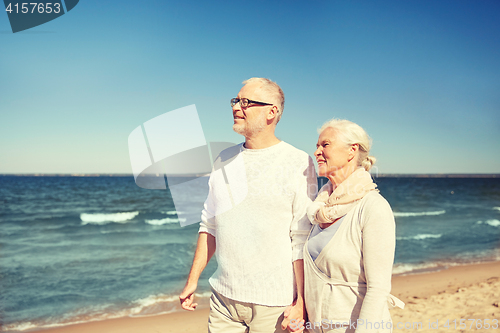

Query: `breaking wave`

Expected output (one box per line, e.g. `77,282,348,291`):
477,219,500,227
80,212,140,225
145,217,187,225
393,210,446,217
397,233,442,240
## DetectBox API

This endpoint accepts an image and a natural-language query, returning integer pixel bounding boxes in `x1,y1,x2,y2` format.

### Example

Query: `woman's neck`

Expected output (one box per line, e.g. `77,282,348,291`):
327,164,357,190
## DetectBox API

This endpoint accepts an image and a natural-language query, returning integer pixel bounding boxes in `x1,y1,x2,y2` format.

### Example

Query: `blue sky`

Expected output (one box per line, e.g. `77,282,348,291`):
1,0,499,174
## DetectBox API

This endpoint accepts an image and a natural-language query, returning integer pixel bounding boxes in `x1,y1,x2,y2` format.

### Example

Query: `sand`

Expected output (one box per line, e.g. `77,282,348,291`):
390,261,500,332
28,261,500,333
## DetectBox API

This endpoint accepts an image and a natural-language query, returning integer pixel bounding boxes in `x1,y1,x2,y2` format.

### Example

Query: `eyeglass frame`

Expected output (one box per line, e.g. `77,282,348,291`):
230,98,273,108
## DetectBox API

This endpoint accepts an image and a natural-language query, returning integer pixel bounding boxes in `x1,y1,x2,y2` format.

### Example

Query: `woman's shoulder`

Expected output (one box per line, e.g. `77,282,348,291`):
361,190,390,205
357,191,394,221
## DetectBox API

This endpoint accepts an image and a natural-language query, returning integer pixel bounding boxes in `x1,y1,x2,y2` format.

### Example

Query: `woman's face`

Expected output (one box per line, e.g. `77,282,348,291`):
314,127,352,178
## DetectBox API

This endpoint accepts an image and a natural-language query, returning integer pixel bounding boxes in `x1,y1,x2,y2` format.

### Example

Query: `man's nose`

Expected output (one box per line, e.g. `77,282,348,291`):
232,102,241,112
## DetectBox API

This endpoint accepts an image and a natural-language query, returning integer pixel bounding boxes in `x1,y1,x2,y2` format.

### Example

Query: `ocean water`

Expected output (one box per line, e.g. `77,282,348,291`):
1,175,499,331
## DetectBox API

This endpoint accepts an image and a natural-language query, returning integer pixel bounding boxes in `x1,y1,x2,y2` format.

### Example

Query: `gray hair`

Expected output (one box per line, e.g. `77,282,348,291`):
242,77,285,123
318,119,376,171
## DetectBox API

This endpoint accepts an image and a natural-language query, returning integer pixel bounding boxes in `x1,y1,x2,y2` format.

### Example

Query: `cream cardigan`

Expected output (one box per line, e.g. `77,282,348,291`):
304,191,403,333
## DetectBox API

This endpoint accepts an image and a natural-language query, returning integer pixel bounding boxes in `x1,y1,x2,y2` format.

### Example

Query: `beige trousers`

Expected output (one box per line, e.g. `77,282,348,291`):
208,289,288,333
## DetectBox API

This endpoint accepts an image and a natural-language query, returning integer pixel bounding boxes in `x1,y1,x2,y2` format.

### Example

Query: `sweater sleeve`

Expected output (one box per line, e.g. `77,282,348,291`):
199,174,216,237
356,194,395,333
290,156,317,261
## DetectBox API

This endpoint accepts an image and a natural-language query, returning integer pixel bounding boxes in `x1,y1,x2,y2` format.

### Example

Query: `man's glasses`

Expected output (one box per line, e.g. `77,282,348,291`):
230,98,273,108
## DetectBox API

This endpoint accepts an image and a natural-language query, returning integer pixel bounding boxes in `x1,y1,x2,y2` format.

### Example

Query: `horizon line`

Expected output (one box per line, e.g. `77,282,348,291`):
1,173,499,178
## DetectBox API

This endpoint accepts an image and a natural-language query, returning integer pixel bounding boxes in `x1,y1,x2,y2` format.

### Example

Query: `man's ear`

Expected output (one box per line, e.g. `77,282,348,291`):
267,106,278,120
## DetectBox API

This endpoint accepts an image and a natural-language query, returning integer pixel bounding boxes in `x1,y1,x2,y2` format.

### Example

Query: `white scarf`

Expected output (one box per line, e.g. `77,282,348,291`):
307,168,378,225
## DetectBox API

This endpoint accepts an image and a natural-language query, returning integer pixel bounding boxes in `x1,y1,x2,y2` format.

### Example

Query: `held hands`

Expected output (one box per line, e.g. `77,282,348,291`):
179,282,198,311
281,300,306,332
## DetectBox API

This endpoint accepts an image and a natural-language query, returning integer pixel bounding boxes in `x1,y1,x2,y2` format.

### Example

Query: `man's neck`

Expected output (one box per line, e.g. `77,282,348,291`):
244,131,281,149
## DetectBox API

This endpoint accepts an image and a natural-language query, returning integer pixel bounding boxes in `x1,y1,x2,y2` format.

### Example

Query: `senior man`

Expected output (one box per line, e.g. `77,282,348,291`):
179,77,316,332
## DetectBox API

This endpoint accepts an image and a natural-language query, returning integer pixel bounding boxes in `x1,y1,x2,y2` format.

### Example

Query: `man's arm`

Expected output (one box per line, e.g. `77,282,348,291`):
282,156,317,332
179,232,216,311
281,259,306,332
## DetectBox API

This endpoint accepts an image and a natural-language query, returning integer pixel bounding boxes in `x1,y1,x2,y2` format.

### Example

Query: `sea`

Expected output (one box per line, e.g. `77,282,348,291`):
1,175,499,331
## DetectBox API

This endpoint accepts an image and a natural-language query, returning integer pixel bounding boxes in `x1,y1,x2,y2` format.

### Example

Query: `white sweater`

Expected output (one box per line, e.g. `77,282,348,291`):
199,141,317,306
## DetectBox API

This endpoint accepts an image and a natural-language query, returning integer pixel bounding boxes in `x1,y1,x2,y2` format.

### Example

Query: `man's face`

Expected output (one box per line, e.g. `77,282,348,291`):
232,82,272,137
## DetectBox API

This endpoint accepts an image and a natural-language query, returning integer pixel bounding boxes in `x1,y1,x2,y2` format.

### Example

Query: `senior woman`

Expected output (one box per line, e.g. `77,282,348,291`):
302,119,404,333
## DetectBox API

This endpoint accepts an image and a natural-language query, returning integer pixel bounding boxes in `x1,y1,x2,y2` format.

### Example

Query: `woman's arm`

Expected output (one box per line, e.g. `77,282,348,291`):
356,194,396,333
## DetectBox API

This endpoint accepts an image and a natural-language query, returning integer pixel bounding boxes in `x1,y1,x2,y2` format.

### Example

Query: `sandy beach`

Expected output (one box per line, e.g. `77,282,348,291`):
27,261,500,333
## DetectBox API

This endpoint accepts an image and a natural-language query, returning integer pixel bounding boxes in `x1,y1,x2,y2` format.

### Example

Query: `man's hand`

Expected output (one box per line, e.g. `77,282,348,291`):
281,301,306,332
179,232,216,311
179,282,198,311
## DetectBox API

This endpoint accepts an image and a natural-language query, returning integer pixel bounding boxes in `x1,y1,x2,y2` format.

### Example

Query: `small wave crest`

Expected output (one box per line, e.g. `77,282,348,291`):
145,217,187,225
5,322,39,332
80,212,139,225
397,233,442,241
4,302,118,332
494,207,500,212
393,210,446,217
392,262,443,275
161,210,184,215
477,219,500,227
393,251,500,276
129,291,212,317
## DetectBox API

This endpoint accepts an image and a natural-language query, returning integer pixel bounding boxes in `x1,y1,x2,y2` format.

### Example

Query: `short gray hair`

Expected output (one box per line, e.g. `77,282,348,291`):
242,77,285,123
318,119,376,171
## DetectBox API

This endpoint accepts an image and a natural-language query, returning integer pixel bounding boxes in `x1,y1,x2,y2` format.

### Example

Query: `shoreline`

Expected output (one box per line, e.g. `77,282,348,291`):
8,260,499,333
391,260,500,300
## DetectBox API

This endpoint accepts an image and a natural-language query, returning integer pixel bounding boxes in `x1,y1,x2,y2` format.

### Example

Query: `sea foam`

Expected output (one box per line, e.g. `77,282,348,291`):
145,217,187,225
80,212,139,225
392,262,442,275
161,210,184,215
393,210,446,217
128,291,212,317
477,219,500,227
397,233,442,240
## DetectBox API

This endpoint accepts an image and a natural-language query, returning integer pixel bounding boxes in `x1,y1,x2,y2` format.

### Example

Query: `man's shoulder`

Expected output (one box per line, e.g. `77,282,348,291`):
280,141,310,157
281,142,314,173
